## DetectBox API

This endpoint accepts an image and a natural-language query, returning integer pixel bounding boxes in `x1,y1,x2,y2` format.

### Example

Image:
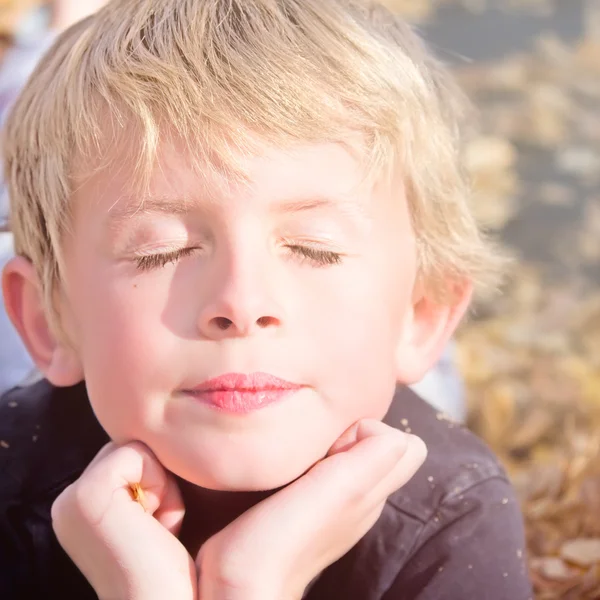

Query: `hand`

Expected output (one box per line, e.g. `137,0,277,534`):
51,442,197,600
197,420,427,600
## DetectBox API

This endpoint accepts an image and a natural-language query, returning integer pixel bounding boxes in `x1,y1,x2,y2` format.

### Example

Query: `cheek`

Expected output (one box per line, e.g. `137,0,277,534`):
306,247,413,351
78,279,164,362
298,261,413,420
66,271,181,436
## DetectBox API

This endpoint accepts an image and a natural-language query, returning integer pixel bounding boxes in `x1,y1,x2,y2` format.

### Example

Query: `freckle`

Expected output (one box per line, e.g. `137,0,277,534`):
502,498,509,505
401,418,409,427
8,401,17,408
428,476,434,483
133,284,138,289
0,440,9,449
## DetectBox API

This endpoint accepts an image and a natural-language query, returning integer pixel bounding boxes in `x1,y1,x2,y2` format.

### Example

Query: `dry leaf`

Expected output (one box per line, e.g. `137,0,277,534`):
446,0,600,596
531,557,578,582
561,539,600,568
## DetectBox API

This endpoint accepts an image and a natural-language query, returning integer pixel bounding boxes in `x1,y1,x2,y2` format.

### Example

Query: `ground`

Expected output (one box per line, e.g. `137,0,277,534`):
385,0,599,597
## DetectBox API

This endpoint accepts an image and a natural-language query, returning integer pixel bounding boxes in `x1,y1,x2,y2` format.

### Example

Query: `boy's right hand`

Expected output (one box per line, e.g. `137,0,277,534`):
51,442,197,600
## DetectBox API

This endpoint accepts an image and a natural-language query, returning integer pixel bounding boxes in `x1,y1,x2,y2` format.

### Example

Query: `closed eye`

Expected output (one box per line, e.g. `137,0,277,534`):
135,247,200,271
286,245,343,267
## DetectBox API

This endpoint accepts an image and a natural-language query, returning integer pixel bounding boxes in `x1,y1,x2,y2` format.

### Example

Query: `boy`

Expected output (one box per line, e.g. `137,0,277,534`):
0,0,532,598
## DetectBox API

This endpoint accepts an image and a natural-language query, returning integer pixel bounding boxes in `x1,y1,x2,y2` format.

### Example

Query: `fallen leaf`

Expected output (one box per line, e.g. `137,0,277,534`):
531,557,579,581
561,539,600,568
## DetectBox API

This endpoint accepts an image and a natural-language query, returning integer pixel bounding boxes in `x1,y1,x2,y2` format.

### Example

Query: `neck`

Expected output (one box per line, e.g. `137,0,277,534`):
177,478,277,556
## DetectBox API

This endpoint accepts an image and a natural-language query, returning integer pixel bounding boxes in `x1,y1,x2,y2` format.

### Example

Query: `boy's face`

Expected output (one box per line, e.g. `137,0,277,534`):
21,137,459,491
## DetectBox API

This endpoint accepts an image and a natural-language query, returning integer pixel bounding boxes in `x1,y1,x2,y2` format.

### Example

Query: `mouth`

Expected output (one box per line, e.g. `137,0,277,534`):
183,372,304,414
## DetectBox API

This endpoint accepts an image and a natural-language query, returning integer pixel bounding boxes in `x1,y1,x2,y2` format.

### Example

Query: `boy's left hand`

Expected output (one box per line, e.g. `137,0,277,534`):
197,419,427,600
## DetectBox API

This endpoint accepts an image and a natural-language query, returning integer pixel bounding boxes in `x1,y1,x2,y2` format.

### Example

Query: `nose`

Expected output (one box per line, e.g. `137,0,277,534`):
196,246,283,340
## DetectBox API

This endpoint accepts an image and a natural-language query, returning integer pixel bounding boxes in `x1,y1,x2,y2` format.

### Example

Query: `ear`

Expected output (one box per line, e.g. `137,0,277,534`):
395,279,472,384
2,256,83,387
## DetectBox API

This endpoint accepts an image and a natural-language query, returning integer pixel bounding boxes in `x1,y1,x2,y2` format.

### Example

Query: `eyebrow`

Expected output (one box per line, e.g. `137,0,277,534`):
107,195,198,221
271,196,369,222
106,193,369,227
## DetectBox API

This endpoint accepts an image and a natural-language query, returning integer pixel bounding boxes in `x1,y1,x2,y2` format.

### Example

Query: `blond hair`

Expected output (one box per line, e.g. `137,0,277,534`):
3,0,503,328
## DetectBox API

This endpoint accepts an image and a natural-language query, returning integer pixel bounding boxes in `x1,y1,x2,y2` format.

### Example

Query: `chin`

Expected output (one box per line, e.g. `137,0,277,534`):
151,426,334,493
173,452,316,492
197,464,310,492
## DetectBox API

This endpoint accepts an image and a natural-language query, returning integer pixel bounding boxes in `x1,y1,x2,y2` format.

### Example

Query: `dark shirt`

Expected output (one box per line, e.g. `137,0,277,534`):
0,381,533,599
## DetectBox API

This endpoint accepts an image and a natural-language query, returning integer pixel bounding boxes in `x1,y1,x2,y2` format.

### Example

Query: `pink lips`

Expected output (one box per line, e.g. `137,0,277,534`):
185,372,303,414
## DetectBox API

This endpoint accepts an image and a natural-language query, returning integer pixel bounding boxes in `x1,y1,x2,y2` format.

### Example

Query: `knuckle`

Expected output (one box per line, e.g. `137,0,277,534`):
50,488,68,525
312,454,363,502
389,435,428,489
112,441,147,465
50,483,80,537
386,430,410,460
54,470,108,525
407,434,428,465
330,458,365,501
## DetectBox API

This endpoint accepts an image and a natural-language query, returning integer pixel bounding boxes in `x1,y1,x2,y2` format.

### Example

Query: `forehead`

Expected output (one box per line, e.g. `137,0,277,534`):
71,132,383,219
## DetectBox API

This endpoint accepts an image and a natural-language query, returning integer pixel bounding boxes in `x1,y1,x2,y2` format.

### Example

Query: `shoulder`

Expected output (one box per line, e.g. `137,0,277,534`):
0,380,108,504
0,382,106,599
384,386,508,522
380,387,532,599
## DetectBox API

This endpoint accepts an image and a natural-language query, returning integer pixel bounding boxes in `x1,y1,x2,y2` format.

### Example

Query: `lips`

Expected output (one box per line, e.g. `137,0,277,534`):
184,372,303,414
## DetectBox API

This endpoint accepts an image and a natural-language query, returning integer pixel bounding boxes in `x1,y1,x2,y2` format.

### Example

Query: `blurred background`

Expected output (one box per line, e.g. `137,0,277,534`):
0,0,598,597
398,1,600,598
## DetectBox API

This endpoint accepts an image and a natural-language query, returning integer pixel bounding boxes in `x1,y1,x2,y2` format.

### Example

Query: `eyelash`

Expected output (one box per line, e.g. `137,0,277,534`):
135,247,198,271
134,245,342,272
285,245,342,267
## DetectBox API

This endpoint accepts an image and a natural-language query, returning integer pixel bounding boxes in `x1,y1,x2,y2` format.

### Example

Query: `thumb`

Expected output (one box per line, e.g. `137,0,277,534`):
327,418,404,457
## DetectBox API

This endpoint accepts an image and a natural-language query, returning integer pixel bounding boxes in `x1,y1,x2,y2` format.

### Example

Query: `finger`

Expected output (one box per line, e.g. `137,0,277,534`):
327,419,399,457
253,425,409,532
72,441,176,520
154,473,186,537
322,424,411,491
56,491,197,600
81,441,119,473
52,443,195,599
306,427,423,519
332,431,427,510
369,433,427,502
